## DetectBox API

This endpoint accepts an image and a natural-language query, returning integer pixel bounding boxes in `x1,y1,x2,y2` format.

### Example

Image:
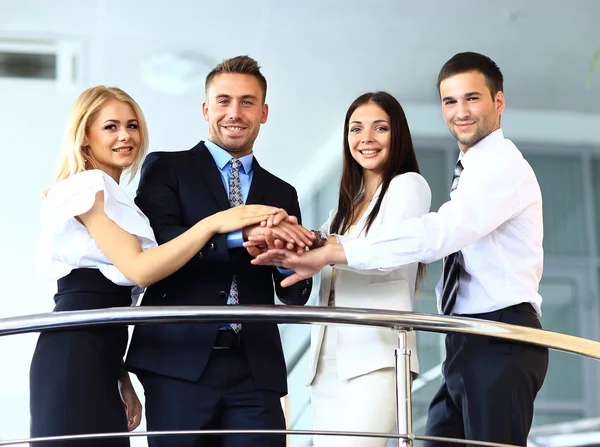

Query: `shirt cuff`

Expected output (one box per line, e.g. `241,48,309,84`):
276,267,294,276
340,237,382,271
227,230,244,249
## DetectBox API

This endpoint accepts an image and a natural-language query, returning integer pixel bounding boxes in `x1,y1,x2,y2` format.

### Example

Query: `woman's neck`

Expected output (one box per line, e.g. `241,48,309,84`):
362,170,383,202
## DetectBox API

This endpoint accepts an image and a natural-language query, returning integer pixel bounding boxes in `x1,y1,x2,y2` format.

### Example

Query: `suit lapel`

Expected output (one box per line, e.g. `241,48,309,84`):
246,158,269,205
190,141,230,210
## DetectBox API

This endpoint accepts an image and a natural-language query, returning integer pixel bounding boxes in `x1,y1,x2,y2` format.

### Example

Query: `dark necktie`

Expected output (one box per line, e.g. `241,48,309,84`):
227,158,243,332
441,160,464,316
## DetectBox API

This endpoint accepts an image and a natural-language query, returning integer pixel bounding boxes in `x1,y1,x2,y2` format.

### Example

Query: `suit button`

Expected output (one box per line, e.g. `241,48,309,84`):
219,291,227,299
197,252,204,260
210,243,215,250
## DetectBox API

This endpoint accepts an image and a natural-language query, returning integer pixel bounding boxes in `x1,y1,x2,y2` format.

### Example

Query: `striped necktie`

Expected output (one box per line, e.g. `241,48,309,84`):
227,158,243,332
440,160,464,316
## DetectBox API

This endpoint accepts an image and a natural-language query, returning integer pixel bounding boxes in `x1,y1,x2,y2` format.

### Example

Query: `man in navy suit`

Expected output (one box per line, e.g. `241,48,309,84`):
125,55,313,447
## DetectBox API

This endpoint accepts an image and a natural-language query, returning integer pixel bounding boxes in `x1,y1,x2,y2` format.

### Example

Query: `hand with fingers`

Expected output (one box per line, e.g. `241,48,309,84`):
250,247,329,287
260,208,299,228
207,205,282,234
243,216,316,257
119,375,142,431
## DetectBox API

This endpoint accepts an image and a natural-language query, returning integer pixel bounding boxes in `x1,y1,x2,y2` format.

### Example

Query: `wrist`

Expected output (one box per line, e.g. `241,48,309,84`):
323,242,347,266
326,234,339,245
310,229,329,249
118,371,132,388
242,224,258,241
202,215,219,235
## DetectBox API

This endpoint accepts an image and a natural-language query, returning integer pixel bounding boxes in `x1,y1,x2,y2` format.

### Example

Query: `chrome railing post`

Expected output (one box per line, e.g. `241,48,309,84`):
395,329,412,447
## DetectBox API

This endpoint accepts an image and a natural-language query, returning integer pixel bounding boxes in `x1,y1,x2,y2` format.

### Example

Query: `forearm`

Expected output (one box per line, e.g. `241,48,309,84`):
153,222,233,264
337,221,435,271
323,243,349,265
131,219,217,287
323,233,408,275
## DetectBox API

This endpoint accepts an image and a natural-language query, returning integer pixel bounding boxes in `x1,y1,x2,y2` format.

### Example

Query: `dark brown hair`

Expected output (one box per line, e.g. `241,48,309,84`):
330,91,425,286
437,51,504,98
205,55,267,102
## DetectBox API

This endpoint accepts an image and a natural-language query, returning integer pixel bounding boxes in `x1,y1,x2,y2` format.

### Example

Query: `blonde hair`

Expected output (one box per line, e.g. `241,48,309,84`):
44,85,149,196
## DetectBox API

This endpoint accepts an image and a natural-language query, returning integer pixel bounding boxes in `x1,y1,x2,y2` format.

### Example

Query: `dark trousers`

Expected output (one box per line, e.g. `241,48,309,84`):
140,343,286,447
423,303,549,447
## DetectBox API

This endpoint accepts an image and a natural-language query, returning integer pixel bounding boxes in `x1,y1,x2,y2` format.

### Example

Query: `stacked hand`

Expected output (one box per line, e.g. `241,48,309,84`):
251,246,331,287
216,207,346,287
243,209,315,256
241,209,342,287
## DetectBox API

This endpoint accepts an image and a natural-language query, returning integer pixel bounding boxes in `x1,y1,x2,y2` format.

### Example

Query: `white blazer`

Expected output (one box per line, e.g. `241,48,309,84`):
308,172,432,383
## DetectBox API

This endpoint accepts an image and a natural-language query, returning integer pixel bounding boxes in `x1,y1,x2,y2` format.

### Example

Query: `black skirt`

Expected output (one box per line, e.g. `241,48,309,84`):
30,268,133,446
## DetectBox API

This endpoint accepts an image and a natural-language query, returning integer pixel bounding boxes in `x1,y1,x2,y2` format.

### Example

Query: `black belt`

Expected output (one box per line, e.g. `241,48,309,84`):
213,328,243,350
453,302,538,318
508,302,538,315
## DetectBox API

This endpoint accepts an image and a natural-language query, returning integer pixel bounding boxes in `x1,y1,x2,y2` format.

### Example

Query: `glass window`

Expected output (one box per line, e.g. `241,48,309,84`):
0,52,56,79
527,155,587,256
536,278,583,400
591,158,600,254
416,149,449,212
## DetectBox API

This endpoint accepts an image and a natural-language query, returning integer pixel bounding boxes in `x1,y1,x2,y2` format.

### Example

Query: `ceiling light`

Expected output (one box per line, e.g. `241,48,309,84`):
140,52,215,95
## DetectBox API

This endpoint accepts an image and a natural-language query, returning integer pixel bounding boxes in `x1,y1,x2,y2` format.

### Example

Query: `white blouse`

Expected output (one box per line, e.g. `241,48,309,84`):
35,169,158,291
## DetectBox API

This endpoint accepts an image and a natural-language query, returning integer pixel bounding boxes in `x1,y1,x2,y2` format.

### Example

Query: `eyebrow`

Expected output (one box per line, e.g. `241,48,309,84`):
215,94,259,100
442,91,482,102
349,119,389,125
102,119,139,124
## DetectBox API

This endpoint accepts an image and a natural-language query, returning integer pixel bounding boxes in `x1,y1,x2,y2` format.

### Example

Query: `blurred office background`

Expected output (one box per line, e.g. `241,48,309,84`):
1,1,600,445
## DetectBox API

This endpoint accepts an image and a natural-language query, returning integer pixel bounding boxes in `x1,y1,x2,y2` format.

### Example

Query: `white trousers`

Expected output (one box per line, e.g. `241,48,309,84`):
310,327,397,447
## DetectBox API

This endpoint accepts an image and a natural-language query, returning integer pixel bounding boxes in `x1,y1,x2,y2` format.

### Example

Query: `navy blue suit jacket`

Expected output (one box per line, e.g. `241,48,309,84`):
125,141,312,395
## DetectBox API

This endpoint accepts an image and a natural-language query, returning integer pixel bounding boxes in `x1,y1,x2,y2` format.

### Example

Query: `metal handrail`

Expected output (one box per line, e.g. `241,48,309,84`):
1,305,600,359
0,429,531,447
2,305,599,447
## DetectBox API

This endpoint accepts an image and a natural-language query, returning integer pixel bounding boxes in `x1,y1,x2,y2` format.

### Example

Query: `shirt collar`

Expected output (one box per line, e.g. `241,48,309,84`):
205,139,254,174
458,128,504,167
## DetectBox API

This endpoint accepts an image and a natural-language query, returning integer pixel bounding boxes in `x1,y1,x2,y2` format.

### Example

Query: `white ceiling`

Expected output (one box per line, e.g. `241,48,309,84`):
3,0,591,110
1,0,599,181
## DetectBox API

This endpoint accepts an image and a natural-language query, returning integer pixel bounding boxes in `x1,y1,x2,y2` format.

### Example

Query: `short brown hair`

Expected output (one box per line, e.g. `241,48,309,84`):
437,52,504,98
205,55,267,102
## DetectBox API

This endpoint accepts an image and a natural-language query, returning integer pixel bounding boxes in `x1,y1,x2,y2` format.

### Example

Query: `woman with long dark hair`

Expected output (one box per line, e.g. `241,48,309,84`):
308,91,431,446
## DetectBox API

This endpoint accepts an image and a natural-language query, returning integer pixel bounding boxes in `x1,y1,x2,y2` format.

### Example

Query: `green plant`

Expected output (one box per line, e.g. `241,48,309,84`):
586,43,600,88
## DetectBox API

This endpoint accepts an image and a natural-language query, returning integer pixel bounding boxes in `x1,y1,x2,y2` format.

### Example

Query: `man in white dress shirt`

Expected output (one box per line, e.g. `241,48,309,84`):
250,51,549,446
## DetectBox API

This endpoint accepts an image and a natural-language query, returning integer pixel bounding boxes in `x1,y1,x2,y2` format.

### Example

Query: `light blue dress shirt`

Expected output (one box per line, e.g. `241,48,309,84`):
204,141,293,303
205,140,253,248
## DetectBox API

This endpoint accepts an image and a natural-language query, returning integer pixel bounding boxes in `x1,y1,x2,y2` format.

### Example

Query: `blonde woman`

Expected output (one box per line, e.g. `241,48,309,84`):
30,86,283,446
